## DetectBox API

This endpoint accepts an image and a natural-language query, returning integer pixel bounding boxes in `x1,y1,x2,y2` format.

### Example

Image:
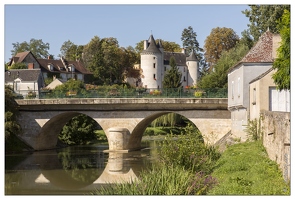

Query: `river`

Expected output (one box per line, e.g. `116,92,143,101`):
5,141,157,195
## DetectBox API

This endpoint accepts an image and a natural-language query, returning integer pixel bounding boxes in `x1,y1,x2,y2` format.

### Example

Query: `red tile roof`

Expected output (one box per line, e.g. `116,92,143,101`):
228,30,281,73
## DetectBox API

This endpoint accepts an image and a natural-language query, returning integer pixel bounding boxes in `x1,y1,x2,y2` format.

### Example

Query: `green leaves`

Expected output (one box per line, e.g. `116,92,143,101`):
162,56,182,88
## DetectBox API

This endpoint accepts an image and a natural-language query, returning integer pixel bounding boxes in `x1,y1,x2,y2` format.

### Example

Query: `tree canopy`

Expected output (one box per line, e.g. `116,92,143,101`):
162,56,182,88
11,38,50,59
198,42,249,89
204,27,240,68
181,26,202,56
59,40,84,61
272,9,290,91
242,5,290,42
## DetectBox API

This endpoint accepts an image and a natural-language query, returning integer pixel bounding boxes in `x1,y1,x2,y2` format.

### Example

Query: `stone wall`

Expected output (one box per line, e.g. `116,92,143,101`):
260,111,290,182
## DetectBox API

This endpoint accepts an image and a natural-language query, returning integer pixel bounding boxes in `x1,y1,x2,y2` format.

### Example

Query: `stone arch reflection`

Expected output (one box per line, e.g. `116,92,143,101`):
33,146,148,190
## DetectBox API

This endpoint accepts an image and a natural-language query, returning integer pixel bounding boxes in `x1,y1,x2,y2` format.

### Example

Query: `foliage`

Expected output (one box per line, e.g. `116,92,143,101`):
83,36,137,85
95,123,219,195
95,164,217,195
242,5,290,42
272,9,290,91
8,63,27,70
150,113,184,128
245,118,261,141
11,38,50,58
59,40,84,61
181,26,203,60
58,114,98,145
204,27,240,67
162,56,182,88
207,141,290,195
51,78,85,97
156,124,220,174
198,42,249,89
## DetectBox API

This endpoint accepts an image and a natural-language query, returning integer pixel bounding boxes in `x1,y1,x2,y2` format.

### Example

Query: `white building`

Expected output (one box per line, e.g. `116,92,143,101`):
139,34,199,89
227,30,283,141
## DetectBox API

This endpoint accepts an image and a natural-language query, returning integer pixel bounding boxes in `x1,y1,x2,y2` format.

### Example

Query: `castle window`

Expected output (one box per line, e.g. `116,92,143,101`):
153,74,156,79
153,57,156,59
164,66,166,71
183,76,186,82
252,88,256,105
153,63,156,68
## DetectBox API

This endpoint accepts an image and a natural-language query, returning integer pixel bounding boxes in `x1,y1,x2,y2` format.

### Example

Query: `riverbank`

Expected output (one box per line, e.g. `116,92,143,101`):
207,140,290,195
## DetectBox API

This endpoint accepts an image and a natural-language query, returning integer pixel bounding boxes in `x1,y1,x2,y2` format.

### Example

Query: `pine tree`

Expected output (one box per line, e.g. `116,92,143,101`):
162,56,182,88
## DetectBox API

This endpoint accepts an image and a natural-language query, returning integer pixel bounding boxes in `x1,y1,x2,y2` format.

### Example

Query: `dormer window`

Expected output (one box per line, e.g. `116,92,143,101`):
47,63,54,71
69,64,75,72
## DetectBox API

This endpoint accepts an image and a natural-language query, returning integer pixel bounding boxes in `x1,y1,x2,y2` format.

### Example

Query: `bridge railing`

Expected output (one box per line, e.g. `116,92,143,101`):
36,88,228,99
14,88,228,99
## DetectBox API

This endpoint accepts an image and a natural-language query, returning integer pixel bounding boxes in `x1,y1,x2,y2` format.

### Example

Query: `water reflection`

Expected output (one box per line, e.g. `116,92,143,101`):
5,144,152,195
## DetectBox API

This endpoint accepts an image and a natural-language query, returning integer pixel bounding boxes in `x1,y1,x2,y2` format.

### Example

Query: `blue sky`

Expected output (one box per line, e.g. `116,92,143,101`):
3,3,253,63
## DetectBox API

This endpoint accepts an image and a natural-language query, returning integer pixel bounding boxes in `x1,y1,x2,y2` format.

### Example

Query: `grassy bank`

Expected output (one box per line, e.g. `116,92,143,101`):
208,141,290,195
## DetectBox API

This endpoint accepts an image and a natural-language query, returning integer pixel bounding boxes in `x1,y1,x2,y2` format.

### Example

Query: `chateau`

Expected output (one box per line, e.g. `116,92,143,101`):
138,34,199,89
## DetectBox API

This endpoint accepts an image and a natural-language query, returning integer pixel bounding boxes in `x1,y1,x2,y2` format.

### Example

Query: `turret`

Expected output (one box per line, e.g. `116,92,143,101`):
140,35,163,89
186,51,199,87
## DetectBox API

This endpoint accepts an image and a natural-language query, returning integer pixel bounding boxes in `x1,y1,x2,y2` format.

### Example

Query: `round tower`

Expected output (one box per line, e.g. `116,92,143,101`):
140,35,163,89
186,51,199,87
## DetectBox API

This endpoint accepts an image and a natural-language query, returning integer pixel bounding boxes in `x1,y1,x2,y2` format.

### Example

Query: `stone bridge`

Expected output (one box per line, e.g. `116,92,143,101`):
15,98,231,151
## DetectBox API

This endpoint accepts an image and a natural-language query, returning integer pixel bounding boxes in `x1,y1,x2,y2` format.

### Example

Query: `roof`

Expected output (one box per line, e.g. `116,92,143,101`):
141,35,162,54
5,69,42,82
8,51,40,66
164,52,187,66
46,78,66,90
228,30,281,73
37,58,92,74
249,67,274,84
186,51,198,61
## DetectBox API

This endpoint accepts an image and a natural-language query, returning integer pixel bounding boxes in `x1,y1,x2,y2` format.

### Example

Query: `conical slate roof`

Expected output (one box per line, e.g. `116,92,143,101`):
186,51,198,61
141,35,161,54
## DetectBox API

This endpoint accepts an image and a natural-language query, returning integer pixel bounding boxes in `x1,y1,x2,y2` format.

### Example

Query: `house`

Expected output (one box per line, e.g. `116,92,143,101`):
45,78,66,90
7,51,93,84
249,68,290,120
5,69,45,99
139,34,199,89
227,30,282,141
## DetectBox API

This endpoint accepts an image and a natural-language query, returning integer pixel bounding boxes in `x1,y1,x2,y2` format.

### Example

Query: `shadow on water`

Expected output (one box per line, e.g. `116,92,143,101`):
5,143,154,195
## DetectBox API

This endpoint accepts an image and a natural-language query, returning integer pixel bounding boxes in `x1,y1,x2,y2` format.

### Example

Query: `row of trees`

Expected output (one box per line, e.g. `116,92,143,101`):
8,5,290,90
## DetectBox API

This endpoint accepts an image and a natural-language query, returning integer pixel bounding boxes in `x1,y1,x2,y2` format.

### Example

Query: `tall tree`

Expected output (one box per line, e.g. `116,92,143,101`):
11,38,50,58
272,9,290,91
59,40,84,61
204,27,239,68
198,42,249,89
181,26,202,57
162,56,182,88
242,5,290,42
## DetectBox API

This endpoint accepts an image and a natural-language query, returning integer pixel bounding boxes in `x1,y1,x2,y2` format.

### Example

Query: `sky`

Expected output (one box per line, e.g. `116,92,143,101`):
2,2,254,63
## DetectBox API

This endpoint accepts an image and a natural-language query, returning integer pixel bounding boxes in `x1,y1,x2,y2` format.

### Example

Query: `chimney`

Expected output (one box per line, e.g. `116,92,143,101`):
28,63,34,69
48,55,51,59
144,40,148,50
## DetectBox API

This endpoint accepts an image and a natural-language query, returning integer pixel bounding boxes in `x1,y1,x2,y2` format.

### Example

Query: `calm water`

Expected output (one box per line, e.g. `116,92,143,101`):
5,142,155,195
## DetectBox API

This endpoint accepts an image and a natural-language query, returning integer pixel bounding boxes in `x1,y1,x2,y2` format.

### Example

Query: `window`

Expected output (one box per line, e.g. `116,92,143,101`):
183,76,186,82
252,88,256,105
231,81,234,99
153,63,156,68
153,74,156,80
237,77,240,97
164,66,166,71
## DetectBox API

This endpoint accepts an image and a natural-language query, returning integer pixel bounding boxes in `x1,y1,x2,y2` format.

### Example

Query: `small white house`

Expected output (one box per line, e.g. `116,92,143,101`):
5,69,45,99
227,30,282,141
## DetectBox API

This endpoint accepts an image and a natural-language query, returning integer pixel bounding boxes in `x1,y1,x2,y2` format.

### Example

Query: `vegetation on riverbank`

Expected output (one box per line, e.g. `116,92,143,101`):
93,126,290,195
207,141,290,195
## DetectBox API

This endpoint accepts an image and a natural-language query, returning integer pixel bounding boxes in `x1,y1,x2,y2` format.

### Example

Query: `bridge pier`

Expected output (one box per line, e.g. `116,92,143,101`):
106,128,131,152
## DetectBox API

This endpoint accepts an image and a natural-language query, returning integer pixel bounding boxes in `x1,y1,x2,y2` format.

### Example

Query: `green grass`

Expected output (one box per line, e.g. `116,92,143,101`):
207,141,290,195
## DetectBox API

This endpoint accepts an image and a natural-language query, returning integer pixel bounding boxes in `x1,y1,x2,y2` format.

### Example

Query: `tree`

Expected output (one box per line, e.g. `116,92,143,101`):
59,40,84,61
204,27,240,67
272,9,290,91
8,63,27,70
181,26,202,56
11,38,50,58
162,56,182,88
242,5,290,42
58,114,98,145
198,42,249,89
